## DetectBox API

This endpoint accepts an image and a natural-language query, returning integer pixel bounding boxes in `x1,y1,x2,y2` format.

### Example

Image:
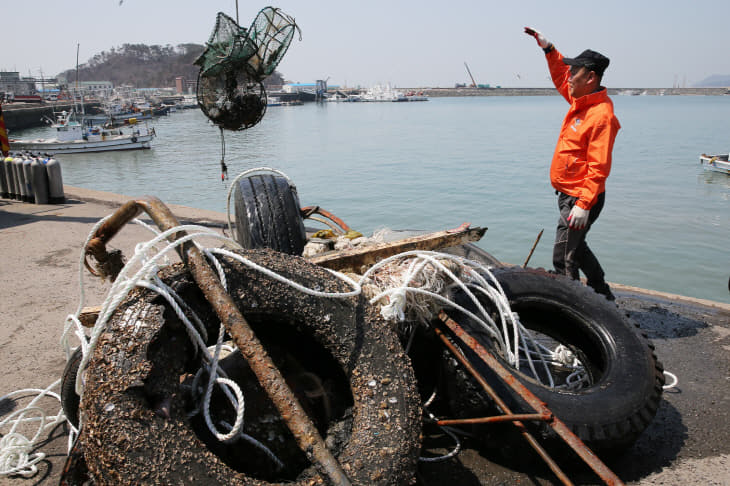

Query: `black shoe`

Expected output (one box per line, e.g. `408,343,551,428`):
590,281,615,301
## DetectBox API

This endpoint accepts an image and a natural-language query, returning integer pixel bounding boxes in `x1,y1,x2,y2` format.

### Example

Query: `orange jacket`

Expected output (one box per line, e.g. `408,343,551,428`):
546,48,621,210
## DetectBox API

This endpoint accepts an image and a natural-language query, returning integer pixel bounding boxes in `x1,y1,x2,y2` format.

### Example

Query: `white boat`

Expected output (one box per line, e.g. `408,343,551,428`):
699,153,730,174
9,110,155,154
361,84,408,102
267,96,283,106
326,92,349,102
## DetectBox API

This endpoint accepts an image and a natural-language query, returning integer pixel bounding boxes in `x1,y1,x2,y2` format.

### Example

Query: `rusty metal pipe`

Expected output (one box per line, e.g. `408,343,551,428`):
84,196,351,486
301,205,351,233
437,311,625,486
433,324,574,486
437,413,552,426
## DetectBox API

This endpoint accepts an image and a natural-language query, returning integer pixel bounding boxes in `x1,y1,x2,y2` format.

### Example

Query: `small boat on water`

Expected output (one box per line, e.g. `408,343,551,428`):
361,83,408,102
9,110,155,154
266,96,283,106
699,153,730,174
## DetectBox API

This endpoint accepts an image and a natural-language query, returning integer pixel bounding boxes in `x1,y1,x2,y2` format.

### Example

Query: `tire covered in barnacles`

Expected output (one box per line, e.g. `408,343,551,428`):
234,173,307,255
76,249,421,485
443,266,665,454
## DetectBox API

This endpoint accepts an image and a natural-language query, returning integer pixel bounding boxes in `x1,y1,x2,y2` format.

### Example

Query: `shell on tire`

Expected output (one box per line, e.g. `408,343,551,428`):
78,249,421,485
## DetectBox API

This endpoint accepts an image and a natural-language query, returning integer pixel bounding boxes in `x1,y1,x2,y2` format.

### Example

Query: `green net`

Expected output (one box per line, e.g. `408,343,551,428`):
244,7,298,79
195,7,299,131
194,12,255,79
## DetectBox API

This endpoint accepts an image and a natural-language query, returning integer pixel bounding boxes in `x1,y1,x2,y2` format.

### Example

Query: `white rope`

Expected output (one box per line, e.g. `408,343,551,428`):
663,371,679,390
418,389,461,463
360,251,586,388
0,381,65,477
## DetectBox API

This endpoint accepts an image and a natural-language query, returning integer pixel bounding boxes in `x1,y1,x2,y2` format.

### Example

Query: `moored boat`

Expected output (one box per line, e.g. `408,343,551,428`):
9,110,155,154
699,153,730,174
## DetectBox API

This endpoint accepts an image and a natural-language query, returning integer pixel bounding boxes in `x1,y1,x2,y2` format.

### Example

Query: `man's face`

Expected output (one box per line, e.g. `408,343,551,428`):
568,65,594,98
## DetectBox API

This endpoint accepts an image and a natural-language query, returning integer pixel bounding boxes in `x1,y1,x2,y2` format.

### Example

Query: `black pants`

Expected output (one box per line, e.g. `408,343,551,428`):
553,192,607,289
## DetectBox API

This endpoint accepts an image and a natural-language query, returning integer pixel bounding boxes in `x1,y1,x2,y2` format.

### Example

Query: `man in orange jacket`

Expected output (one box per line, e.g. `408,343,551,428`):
525,27,621,300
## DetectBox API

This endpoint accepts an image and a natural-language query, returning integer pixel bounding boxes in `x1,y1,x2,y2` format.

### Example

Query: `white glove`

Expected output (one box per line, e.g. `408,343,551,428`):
524,27,550,49
568,205,590,230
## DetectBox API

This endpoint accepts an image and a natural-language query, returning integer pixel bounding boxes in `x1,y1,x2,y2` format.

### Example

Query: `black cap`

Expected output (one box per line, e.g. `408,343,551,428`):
562,49,610,76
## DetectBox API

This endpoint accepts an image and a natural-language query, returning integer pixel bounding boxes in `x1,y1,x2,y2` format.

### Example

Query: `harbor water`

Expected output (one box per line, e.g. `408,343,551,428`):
12,95,730,304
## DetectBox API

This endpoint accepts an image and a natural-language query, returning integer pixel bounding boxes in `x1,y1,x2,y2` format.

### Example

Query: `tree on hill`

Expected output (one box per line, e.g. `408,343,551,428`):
57,43,285,89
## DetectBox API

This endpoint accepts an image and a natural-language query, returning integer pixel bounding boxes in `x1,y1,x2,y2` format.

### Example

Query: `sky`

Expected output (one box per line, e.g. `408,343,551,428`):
3,0,730,89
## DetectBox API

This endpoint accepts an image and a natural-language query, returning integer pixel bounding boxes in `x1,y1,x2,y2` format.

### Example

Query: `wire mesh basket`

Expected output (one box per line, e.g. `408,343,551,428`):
194,7,298,131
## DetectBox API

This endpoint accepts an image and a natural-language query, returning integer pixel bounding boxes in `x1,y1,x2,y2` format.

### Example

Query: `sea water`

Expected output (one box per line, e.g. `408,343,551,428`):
13,96,730,304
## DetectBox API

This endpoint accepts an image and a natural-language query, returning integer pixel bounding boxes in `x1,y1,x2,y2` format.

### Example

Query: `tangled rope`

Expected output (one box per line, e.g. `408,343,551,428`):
359,251,586,389
0,383,65,477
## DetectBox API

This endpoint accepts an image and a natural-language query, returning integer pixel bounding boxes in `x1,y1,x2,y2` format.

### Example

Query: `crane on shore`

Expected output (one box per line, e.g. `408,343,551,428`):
464,62,477,88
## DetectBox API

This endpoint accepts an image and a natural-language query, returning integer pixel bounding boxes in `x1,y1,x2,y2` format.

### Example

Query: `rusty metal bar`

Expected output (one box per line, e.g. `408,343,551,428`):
301,205,351,233
84,196,350,486
437,413,552,426
436,311,625,486
523,228,544,268
309,225,487,272
433,324,575,486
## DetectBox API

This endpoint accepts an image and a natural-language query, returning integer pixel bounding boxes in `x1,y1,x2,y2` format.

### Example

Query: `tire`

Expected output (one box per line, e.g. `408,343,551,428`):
60,347,83,429
77,249,421,485
234,174,306,255
443,266,665,453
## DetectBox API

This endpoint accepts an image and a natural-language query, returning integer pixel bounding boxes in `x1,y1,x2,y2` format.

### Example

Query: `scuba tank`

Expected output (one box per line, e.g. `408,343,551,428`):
31,156,49,205
46,157,65,204
22,156,34,203
13,156,26,201
0,156,10,199
5,156,18,199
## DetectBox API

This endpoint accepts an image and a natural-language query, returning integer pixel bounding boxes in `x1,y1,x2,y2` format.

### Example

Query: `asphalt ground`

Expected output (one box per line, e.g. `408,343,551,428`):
0,187,728,485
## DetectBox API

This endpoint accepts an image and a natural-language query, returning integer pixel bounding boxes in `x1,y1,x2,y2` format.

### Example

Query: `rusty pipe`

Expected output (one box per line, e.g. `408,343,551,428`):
432,323,574,486
437,413,552,426
437,311,625,486
84,196,350,486
301,205,351,233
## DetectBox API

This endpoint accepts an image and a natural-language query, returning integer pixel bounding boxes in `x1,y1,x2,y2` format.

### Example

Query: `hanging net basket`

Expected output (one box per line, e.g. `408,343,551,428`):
197,69,267,131
195,8,299,131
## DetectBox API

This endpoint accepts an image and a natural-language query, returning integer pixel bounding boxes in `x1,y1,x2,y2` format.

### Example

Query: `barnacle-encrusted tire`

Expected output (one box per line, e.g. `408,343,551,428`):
234,174,307,255
444,266,665,454
77,249,421,485
60,347,83,429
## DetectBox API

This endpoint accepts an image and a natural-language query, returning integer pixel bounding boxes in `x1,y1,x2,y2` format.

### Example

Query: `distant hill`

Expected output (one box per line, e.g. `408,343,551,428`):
56,43,285,88
693,74,730,87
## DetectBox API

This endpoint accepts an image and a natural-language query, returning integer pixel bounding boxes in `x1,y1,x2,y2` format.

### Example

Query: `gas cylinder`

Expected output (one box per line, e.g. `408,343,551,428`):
13,156,26,201
22,157,34,203
31,157,49,205
46,157,65,204
0,156,9,199
5,156,17,199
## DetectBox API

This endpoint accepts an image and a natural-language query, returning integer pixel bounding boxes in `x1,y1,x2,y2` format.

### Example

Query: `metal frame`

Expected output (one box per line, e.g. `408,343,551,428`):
434,310,625,486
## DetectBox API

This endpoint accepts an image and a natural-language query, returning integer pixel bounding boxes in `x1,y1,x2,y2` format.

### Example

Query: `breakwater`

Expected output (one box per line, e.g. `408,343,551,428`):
2,101,101,130
402,87,730,97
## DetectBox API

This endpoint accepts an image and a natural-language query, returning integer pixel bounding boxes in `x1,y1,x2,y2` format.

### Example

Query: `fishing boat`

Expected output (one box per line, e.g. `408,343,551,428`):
9,110,155,154
699,153,730,174
360,83,408,102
